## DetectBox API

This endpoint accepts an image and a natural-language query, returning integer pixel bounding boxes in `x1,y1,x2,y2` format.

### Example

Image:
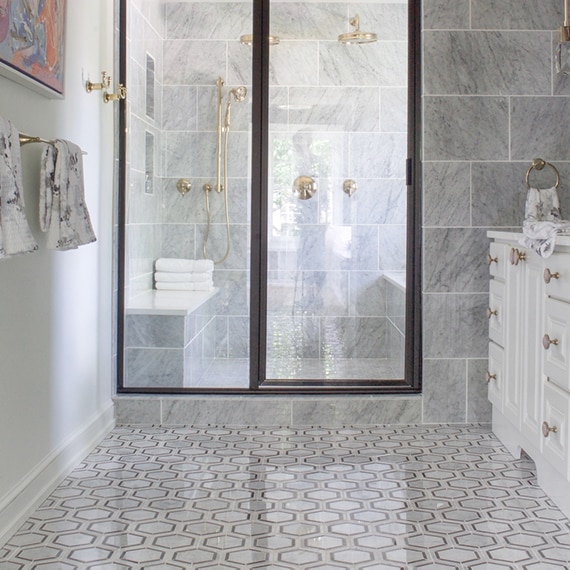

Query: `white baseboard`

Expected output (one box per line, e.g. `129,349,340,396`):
0,402,115,547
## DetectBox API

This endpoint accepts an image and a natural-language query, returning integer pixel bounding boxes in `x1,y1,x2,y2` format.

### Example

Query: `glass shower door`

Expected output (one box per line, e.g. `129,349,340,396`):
263,1,409,385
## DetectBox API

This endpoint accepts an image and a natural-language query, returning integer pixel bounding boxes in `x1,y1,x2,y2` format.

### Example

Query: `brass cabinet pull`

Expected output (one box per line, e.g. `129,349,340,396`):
486,254,498,266
509,248,526,266
485,371,497,383
542,334,559,350
544,268,560,284
486,307,498,319
542,421,558,438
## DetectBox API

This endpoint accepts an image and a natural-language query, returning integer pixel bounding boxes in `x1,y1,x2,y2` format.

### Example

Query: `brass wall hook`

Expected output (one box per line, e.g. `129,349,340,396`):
103,84,127,103
85,71,111,93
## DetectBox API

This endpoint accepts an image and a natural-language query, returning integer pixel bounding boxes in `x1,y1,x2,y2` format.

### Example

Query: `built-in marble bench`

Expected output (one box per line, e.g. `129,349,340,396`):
124,289,218,388
383,272,405,377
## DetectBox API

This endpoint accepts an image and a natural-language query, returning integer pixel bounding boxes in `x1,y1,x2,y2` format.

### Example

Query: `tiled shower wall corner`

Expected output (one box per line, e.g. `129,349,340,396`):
422,0,570,422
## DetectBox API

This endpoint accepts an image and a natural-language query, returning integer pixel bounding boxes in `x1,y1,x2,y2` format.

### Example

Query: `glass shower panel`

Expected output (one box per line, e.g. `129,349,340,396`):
122,0,253,390
265,0,408,383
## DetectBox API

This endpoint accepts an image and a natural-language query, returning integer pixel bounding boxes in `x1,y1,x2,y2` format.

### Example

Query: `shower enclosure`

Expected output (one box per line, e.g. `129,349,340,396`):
118,0,421,392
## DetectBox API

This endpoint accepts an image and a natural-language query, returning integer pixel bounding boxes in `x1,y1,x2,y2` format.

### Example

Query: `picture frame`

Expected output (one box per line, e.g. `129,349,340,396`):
0,0,66,98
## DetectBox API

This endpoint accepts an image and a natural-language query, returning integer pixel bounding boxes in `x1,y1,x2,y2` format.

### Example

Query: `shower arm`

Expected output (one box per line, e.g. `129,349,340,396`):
561,0,570,41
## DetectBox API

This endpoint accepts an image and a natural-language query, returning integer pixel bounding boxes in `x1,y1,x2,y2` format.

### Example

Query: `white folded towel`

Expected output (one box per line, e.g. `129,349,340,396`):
520,186,570,258
154,271,212,283
39,139,96,250
155,281,214,291
0,118,38,258
155,258,214,273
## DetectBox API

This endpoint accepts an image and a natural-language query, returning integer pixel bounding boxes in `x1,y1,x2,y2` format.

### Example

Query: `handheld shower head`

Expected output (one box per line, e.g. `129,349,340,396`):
230,86,247,102
225,86,247,128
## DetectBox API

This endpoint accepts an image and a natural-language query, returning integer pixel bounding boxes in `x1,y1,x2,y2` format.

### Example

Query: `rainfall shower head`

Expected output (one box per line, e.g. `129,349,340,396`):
338,15,377,45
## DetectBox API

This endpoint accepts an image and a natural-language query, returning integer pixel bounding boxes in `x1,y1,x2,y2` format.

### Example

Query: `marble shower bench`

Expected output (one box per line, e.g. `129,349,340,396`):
124,289,219,387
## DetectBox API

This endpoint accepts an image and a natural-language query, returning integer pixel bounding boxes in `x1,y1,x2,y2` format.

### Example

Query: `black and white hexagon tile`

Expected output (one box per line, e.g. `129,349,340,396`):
2,424,570,569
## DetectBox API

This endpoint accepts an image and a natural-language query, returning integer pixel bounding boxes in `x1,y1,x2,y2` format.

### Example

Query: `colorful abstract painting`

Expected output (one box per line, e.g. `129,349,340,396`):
0,0,65,96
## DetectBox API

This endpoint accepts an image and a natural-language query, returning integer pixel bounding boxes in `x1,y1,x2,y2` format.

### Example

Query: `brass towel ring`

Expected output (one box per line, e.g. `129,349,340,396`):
525,158,560,189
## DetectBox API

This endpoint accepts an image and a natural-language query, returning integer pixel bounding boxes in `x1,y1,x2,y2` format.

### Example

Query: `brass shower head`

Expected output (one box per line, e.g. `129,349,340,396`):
338,15,377,45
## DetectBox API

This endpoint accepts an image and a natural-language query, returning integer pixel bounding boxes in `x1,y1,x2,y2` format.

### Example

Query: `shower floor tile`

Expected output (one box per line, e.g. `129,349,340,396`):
2,424,570,569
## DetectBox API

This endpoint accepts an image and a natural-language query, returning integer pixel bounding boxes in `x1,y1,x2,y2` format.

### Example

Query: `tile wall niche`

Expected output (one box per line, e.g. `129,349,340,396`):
422,0,570,422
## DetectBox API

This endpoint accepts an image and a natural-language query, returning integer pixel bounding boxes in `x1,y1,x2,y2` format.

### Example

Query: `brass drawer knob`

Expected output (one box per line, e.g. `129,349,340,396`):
544,268,560,284
485,371,497,383
486,254,498,266
486,307,498,319
542,421,558,438
543,334,559,350
510,248,526,265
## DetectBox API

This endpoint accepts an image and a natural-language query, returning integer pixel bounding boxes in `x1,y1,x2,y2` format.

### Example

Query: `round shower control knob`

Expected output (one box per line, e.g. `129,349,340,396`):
293,176,317,200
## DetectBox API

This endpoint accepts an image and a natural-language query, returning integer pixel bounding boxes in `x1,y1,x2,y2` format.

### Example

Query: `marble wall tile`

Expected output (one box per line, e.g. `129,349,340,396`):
166,132,249,178
422,0,470,30
114,397,161,425
424,96,509,161
271,3,345,40
159,224,196,260
387,323,405,379
422,359,467,423
270,186,319,226
214,316,229,358
340,225,380,271
228,316,250,358
423,162,471,227
511,97,570,161
126,223,161,279
340,180,406,226
423,228,490,293
291,397,422,426
320,41,407,87
163,40,226,85
471,162,527,227
349,271,387,317
380,87,408,133
350,133,407,179
268,42,320,86
423,293,489,359
161,397,292,426
353,4,408,42
471,0,562,30
124,348,184,387
288,86,380,133
196,223,249,270
126,315,185,348
320,317,387,359
128,170,163,225
424,31,551,95
378,225,406,271
162,86,197,131
212,270,250,317
467,358,492,422
166,3,252,40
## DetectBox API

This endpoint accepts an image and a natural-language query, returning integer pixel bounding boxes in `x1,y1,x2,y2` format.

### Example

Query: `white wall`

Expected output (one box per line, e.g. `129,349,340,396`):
0,0,116,543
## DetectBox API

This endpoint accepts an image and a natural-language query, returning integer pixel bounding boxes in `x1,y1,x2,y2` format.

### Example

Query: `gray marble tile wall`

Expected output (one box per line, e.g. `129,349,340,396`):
422,0,570,422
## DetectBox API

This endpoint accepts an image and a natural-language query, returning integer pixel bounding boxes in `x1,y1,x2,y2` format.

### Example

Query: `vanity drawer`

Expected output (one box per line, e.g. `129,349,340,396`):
543,297,570,393
541,380,570,479
488,279,505,347
488,242,508,281
544,252,570,303
487,341,504,410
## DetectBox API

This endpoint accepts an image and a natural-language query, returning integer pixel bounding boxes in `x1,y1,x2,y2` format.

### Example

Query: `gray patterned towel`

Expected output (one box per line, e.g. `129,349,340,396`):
39,139,96,250
0,118,38,258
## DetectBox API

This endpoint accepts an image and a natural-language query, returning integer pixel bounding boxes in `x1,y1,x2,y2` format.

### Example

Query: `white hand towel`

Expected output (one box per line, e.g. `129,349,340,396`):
155,281,214,291
154,271,213,283
155,258,215,273
520,187,570,258
40,139,96,250
0,118,38,258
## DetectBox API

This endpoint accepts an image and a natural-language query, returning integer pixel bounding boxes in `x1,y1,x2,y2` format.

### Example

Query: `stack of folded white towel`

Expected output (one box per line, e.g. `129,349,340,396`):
154,258,214,291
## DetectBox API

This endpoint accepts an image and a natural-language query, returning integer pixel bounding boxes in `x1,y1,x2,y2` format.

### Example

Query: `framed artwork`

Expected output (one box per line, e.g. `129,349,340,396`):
0,0,65,97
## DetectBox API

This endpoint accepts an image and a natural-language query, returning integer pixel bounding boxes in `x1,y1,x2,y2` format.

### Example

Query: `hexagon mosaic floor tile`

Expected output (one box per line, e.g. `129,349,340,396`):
2,424,570,569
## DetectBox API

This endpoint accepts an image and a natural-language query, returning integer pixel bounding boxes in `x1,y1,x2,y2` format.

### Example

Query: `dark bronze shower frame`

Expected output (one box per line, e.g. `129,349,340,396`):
116,0,422,395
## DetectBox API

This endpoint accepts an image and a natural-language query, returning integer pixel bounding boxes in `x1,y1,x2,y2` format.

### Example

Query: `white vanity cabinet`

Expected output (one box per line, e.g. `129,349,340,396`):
487,231,570,518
